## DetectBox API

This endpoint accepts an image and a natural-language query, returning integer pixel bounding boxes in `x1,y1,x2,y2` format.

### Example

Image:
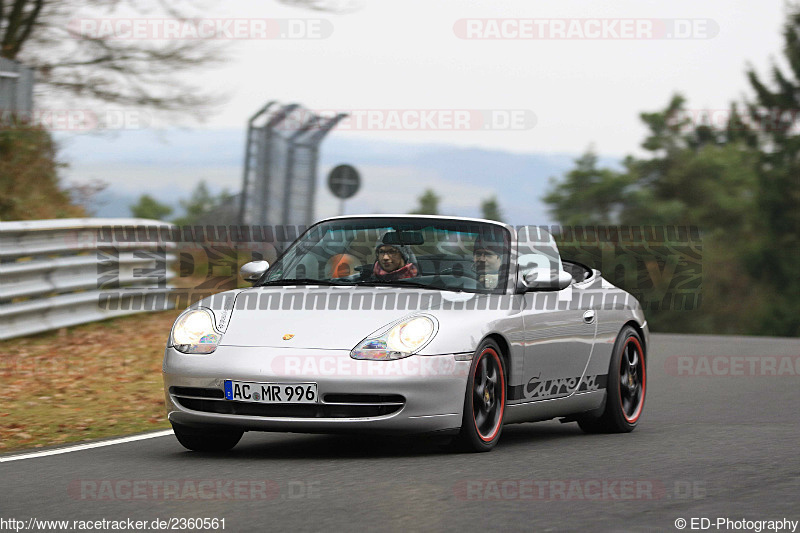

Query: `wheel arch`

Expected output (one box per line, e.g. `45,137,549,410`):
622,320,646,361
482,332,512,384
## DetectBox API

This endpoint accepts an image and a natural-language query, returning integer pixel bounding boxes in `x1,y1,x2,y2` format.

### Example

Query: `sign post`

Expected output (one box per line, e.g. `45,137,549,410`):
327,164,361,215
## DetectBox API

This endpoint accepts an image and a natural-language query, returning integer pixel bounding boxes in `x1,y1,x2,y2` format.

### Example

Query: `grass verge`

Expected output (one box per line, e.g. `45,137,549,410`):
1,309,183,453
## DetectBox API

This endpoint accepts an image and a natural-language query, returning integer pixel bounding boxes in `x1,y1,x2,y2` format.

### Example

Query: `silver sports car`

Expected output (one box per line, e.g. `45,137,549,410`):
163,215,648,452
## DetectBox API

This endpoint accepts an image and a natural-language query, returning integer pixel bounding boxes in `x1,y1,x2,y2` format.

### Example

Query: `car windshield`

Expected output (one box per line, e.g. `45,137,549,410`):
259,218,511,293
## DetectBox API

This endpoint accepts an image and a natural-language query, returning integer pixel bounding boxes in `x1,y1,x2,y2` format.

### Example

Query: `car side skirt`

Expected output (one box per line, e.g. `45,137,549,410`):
503,390,605,424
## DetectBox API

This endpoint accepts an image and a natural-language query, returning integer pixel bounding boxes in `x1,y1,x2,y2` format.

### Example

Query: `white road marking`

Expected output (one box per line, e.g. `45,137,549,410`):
0,430,174,463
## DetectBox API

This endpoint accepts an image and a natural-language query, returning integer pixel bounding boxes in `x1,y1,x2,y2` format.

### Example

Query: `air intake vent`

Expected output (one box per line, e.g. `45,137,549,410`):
173,396,405,418
169,386,225,399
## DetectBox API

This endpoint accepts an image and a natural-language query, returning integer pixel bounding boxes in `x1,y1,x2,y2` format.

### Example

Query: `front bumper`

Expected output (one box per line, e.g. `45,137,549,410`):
163,346,471,435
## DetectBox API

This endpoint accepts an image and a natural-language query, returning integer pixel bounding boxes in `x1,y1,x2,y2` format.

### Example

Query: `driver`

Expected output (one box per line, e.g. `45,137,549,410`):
367,237,419,281
472,236,504,289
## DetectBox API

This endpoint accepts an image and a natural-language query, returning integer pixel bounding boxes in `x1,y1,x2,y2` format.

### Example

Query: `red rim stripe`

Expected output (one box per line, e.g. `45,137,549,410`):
473,347,506,442
620,337,646,423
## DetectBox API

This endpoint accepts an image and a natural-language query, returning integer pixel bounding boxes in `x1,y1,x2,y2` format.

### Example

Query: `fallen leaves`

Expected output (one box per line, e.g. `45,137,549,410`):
1,309,180,452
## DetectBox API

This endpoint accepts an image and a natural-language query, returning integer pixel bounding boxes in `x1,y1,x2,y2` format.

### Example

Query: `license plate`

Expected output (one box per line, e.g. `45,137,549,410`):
224,381,318,404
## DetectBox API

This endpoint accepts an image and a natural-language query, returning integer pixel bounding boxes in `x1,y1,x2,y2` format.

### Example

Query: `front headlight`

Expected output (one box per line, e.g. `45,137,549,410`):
170,308,221,354
351,315,438,361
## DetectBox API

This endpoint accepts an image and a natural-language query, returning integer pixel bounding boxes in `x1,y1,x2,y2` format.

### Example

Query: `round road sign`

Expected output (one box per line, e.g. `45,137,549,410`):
327,164,360,199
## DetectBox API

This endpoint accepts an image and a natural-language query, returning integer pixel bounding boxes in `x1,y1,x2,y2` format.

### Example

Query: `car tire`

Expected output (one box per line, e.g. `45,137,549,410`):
577,325,646,434
171,423,243,452
453,339,507,452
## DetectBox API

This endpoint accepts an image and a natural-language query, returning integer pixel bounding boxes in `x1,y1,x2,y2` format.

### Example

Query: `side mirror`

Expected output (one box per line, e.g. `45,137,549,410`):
240,260,269,282
517,253,572,291
521,268,573,291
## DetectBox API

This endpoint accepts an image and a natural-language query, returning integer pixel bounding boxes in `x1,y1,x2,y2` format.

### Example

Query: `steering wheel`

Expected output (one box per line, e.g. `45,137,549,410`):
438,265,479,279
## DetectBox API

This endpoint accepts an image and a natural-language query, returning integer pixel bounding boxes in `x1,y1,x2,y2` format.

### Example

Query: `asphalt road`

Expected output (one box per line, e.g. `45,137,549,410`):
2,333,799,532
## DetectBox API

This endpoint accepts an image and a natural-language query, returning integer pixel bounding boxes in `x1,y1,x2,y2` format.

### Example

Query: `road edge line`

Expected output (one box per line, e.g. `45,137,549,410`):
0,429,174,463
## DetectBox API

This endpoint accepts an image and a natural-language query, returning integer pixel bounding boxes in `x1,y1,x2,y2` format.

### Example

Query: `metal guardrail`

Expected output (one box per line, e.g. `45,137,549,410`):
0,58,33,114
0,218,177,340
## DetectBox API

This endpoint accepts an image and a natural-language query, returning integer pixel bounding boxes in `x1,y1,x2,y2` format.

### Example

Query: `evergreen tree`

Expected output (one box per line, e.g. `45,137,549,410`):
480,196,504,222
543,150,630,227
545,95,761,335
130,194,173,221
744,6,800,336
409,189,440,215
173,181,232,226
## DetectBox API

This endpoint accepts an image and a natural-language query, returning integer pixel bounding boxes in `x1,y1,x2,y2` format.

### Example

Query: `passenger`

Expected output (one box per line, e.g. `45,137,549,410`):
368,237,419,281
472,236,504,289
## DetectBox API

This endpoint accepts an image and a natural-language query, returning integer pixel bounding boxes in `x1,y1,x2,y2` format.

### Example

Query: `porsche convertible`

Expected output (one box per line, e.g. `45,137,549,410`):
163,215,648,452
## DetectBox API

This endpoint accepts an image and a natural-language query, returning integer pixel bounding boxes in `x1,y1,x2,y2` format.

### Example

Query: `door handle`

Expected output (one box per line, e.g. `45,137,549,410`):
583,310,596,324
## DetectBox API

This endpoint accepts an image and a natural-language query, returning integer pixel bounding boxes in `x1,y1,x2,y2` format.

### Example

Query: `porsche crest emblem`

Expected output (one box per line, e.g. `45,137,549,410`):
282,334,295,341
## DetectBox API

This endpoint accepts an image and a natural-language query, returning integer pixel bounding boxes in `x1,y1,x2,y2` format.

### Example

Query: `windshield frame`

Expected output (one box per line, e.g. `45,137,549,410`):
256,215,515,294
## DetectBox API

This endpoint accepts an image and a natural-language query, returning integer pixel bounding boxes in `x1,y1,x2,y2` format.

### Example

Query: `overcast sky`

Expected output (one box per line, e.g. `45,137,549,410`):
141,0,789,156
56,0,791,221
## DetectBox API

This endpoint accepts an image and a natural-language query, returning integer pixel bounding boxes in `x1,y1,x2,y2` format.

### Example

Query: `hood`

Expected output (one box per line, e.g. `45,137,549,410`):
215,285,484,349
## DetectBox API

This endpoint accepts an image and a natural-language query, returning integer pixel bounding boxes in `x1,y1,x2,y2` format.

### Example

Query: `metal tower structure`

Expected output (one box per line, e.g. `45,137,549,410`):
238,102,346,227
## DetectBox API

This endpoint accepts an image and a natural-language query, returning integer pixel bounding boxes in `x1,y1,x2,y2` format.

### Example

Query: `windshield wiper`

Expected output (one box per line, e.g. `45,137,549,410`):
354,279,441,290
259,278,354,287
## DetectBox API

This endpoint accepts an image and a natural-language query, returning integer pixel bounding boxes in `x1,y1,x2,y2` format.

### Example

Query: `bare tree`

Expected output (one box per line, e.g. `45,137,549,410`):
1,0,224,116
1,1,357,117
